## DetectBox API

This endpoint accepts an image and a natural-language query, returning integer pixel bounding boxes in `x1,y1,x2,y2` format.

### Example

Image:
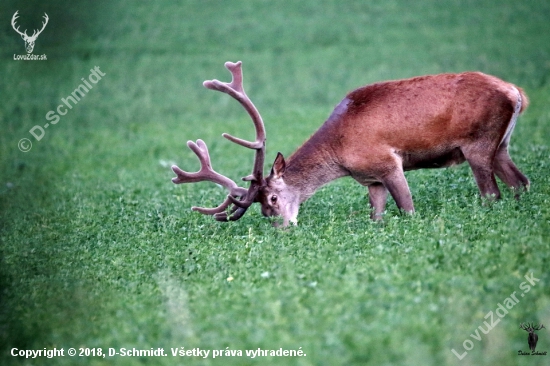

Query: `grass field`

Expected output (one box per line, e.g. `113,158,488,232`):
1,0,550,365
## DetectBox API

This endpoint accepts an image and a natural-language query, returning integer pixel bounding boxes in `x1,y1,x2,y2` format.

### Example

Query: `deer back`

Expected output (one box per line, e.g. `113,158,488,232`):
280,72,525,180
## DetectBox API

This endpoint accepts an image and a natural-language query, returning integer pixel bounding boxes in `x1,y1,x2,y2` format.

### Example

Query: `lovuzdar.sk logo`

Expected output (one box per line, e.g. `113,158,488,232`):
518,322,546,356
11,10,48,60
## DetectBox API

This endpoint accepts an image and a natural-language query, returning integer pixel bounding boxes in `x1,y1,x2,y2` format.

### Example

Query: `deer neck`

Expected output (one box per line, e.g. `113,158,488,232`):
284,138,347,203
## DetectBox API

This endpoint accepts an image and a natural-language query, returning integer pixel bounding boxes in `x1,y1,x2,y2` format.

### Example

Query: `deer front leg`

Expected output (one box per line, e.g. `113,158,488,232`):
380,167,415,214
368,183,387,220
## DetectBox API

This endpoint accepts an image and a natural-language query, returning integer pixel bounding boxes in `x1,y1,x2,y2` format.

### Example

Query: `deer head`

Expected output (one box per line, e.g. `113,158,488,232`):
172,61,327,226
256,152,304,226
11,11,49,54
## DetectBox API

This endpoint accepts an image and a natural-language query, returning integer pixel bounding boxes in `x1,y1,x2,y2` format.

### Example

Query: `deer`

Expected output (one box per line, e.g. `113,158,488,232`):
171,61,529,226
11,11,49,54
520,323,545,352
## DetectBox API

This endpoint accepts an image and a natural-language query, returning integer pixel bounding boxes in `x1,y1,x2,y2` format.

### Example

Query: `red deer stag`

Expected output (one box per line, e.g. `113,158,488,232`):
172,61,529,226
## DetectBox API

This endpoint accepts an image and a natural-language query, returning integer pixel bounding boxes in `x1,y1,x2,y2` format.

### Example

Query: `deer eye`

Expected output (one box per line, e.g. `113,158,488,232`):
270,195,278,204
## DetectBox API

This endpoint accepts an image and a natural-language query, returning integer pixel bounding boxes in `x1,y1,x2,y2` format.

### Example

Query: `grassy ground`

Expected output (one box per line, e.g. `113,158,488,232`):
1,0,550,365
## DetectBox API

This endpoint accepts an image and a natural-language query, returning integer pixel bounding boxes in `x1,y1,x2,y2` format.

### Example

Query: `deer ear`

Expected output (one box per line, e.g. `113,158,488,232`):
271,152,286,178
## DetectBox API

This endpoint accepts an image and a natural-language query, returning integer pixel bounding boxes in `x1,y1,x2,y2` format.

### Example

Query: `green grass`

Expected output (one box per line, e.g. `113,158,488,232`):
1,0,550,365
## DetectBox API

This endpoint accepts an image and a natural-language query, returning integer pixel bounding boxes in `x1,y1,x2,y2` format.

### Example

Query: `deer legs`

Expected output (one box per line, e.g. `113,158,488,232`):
462,143,508,200
365,138,532,220
493,146,530,196
368,183,388,220
382,168,415,213
467,162,501,199
461,139,531,202
366,165,415,220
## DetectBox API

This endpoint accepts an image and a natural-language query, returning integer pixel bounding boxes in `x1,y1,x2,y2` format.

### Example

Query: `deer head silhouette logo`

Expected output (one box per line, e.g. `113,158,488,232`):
11,11,49,54
520,322,545,352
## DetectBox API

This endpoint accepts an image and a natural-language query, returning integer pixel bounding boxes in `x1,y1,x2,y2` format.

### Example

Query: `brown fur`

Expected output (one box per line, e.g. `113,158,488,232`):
261,72,529,225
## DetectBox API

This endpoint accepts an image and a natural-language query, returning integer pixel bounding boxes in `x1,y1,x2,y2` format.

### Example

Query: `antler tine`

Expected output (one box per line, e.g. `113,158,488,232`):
190,192,252,218
192,195,234,215
175,140,240,189
212,205,249,222
11,11,26,37
37,13,49,35
29,13,49,39
171,139,248,215
192,198,246,222
203,61,266,151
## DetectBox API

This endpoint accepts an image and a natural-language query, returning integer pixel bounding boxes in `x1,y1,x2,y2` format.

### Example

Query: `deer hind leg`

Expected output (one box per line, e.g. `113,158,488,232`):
493,145,530,196
461,143,501,200
368,183,388,220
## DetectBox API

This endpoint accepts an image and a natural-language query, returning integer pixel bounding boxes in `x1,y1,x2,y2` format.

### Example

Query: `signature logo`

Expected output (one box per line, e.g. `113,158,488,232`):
518,322,546,356
11,10,49,54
